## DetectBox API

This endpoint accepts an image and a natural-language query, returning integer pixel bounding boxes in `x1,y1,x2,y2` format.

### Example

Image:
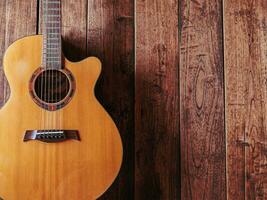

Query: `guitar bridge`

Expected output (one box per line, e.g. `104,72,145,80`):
24,130,80,143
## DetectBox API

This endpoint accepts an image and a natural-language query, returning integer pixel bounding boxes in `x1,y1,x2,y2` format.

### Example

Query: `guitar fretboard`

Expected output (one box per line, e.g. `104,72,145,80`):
42,0,62,69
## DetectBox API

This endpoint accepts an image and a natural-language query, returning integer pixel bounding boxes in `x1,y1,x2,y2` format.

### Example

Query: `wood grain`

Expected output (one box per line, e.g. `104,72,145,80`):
0,0,37,107
224,1,267,199
87,0,135,199
179,0,225,199
135,0,179,199
0,1,6,107
6,0,267,199
61,0,87,61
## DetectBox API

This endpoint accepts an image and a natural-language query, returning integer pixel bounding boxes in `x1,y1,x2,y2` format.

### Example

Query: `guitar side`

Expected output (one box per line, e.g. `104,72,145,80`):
0,35,123,200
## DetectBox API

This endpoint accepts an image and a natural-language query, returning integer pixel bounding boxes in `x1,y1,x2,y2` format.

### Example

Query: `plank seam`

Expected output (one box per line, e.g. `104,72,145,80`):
36,0,40,34
221,0,227,199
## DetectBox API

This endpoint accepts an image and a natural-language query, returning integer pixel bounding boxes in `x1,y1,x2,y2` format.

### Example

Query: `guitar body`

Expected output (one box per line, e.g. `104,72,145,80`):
0,35,123,200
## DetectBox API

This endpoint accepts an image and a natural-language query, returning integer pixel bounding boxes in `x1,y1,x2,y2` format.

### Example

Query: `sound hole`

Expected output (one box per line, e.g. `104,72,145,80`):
34,70,70,103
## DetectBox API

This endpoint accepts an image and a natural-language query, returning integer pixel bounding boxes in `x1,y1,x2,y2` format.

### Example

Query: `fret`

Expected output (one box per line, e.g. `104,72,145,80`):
44,55,61,57
46,34,61,39
44,60,61,63
45,46,60,48
44,10,60,13
46,17,60,21
48,14,60,17
46,27,60,29
45,34,60,36
45,30,60,33
44,56,61,59
45,57,61,59
45,38,61,40
45,47,60,49
47,1,60,4
46,46,60,48
46,14,61,17
47,37,60,40
46,22,60,25
46,8,60,11
45,36,60,38
45,59,61,62
44,52,61,55
46,21,60,23
44,47,60,50
46,43,60,45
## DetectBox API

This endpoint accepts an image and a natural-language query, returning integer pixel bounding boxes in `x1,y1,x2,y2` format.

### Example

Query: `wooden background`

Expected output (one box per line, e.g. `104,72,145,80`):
0,0,267,199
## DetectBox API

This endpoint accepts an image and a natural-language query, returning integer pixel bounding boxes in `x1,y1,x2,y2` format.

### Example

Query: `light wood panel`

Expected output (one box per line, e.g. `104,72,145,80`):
225,1,267,199
180,0,225,199
135,0,179,199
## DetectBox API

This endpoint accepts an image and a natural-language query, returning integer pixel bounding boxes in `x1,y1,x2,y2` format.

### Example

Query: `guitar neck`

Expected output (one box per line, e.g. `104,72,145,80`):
42,0,62,69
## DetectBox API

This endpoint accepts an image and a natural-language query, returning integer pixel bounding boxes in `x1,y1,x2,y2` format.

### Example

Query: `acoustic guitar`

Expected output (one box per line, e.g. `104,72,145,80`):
0,0,123,199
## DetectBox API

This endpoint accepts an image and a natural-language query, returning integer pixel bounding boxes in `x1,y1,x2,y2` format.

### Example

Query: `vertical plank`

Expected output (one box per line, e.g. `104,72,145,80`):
180,0,225,199
225,1,267,199
136,0,179,199
0,1,6,107
87,0,135,199
61,0,87,61
0,0,37,107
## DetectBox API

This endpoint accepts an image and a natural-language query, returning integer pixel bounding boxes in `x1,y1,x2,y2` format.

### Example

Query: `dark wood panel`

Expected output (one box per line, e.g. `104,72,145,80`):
87,0,135,199
0,1,6,107
0,0,37,107
225,1,267,199
62,0,87,61
179,0,225,199
135,0,179,199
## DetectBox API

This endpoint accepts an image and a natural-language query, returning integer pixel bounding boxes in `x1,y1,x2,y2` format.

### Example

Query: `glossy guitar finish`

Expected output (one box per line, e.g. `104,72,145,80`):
0,35,123,200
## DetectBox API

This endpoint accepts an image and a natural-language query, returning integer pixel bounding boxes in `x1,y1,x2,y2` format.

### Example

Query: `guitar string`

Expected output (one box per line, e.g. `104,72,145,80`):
47,0,50,132
56,0,59,131
59,1,62,130
58,0,60,131
42,0,47,132
57,0,60,131
49,3,56,132
50,0,56,131
48,0,52,132
57,1,63,130
40,0,43,132
41,0,44,131
52,0,60,131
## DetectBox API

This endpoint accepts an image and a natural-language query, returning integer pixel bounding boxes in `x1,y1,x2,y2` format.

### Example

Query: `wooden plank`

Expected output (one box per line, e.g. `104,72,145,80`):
225,1,267,199
87,0,135,199
61,0,87,61
0,0,37,107
135,0,179,199
180,0,225,199
0,1,6,107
